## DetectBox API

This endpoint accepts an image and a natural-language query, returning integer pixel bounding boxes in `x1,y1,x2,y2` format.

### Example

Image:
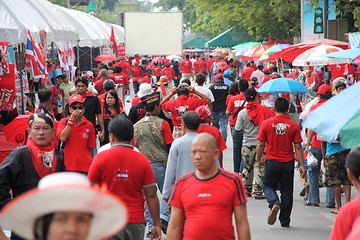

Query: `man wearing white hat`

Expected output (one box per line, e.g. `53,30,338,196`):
1,172,127,240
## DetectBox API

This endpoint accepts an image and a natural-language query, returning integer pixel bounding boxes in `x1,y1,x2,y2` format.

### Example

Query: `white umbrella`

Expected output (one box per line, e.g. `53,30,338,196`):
292,44,344,66
166,55,182,62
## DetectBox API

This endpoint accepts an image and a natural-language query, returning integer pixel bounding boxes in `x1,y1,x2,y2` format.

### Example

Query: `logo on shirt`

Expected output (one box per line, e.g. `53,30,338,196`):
116,169,128,178
273,122,290,135
82,128,90,139
197,193,212,198
41,151,54,169
175,105,189,116
234,100,245,108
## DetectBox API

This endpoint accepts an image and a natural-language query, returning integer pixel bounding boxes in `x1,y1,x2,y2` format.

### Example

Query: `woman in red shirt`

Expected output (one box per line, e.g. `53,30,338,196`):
100,90,126,146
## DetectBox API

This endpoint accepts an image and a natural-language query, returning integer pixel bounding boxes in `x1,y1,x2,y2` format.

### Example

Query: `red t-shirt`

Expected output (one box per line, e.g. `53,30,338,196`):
193,60,200,73
262,75,271,85
257,115,302,162
132,67,141,83
98,93,124,110
162,96,207,126
169,169,247,240
57,117,96,171
226,94,246,124
132,97,141,106
199,60,208,73
87,146,155,223
142,76,151,85
226,94,237,126
198,123,227,151
330,194,360,240
152,66,162,77
309,99,326,148
180,59,193,74
207,59,215,71
161,67,175,81
118,61,131,76
315,71,323,87
112,73,129,85
94,77,107,95
241,67,255,81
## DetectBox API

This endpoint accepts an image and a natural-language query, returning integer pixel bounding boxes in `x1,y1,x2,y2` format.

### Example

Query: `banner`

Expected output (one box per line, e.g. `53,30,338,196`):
0,42,9,76
55,41,75,72
117,45,125,56
15,70,30,95
0,64,16,111
101,48,113,55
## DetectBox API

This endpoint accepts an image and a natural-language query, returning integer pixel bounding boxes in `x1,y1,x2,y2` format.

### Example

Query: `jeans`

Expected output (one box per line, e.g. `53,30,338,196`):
232,130,243,173
133,81,139,94
209,71,214,83
308,147,322,203
212,111,229,143
145,162,171,230
326,187,335,207
263,160,294,226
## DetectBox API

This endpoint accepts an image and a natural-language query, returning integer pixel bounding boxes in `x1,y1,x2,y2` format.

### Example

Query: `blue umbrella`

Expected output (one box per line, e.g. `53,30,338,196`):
257,78,310,94
303,81,360,143
320,46,360,60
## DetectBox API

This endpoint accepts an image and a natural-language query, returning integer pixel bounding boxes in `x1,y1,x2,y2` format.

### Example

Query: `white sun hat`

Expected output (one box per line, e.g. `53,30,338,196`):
137,83,153,98
1,172,127,240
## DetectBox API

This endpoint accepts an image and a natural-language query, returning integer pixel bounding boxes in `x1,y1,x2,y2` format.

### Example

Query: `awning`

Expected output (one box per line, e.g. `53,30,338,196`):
183,37,206,48
205,27,241,48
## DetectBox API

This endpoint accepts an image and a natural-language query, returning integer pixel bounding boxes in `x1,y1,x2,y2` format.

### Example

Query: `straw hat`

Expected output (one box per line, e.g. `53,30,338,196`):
2,172,127,240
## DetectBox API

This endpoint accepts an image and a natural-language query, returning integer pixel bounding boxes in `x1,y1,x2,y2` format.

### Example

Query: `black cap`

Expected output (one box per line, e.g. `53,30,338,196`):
141,92,160,108
245,88,258,101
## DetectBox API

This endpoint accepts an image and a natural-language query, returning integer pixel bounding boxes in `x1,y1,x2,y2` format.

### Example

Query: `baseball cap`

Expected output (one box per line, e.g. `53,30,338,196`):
316,84,332,95
195,105,211,120
223,70,231,77
138,83,153,98
141,92,160,108
263,67,271,74
68,94,84,106
214,73,224,81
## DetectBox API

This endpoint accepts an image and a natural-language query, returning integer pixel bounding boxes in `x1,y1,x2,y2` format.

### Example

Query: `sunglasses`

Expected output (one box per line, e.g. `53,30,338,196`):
71,105,84,110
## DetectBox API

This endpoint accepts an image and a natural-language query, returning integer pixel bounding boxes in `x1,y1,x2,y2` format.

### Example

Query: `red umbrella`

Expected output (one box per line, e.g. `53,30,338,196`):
151,57,164,64
2,114,59,144
268,39,349,63
94,54,116,62
241,44,274,61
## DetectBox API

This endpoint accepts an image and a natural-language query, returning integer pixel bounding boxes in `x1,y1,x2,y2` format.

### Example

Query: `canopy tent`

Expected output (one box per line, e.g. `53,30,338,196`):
183,37,206,48
205,27,241,48
0,0,78,45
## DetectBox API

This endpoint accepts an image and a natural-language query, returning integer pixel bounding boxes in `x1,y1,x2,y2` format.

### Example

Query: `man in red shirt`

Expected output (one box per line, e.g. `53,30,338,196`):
199,57,208,76
162,85,211,139
50,72,65,121
241,63,255,81
112,65,129,101
152,62,162,81
58,94,96,173
180,55,193,80
193,56,200,76
226,80,249,174
256,97,305,227
314,66,325,92
117,56,131,77
167,133,250,240
88,117,162,240
207,55,215,83
161,60,175,81
94,69,108,95
195,105,227,167
262,68,271,85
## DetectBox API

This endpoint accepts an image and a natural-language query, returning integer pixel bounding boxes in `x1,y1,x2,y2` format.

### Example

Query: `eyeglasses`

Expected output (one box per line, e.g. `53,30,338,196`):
71,105,84,110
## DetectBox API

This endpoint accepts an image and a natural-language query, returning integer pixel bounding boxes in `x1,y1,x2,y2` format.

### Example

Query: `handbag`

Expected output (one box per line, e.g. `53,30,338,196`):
55,141,66,172
307,151,318,167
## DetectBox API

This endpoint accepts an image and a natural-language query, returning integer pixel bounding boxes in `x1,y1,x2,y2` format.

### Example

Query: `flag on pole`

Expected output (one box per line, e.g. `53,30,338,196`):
110,26,117,50
25,31,48,78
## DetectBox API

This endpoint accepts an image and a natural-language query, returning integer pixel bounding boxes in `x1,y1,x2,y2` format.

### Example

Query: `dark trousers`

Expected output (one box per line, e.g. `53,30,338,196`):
263,160,294,226
133,81,140,94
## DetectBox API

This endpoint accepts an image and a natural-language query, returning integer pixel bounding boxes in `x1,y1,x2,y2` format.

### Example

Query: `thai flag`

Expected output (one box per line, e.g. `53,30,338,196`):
25,31,48,78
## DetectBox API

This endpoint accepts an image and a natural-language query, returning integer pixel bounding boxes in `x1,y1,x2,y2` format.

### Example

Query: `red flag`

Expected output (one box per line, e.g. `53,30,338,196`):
268,35,272,42
110,26,117,50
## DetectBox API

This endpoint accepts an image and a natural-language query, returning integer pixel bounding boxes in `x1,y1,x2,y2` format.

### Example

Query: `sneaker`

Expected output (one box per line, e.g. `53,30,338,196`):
161,218,168,235
253,194,265,200
281,223,290,227
267,204,280,225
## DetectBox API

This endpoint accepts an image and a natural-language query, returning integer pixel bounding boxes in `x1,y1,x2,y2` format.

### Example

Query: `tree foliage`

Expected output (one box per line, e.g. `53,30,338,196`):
156,0,301,42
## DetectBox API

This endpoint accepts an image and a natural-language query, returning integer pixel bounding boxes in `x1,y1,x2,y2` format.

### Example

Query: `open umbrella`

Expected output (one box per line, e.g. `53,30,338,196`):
2,115,59,145
303,81,360,148
257,78,310,94
94,54,116,62
292,44,343,66
241,44,274,61
166,55,182,62
258,44,292,61
320,46,360,64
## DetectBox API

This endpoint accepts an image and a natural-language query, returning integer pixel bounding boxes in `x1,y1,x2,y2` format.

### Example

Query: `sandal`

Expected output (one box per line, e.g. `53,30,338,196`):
330,209,338,214
304,201,319,207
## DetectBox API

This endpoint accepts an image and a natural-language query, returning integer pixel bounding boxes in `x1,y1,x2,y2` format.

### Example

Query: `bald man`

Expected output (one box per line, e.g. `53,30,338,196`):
167,133,251,240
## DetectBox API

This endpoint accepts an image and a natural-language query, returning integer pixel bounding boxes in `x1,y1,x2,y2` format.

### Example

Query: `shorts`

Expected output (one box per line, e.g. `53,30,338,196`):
109,222,145,240
173,125,184,139
325,150,351,187
182,73,192,80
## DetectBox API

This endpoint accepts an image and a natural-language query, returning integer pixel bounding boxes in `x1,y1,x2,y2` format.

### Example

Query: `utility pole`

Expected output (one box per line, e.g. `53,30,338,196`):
324,0,328,38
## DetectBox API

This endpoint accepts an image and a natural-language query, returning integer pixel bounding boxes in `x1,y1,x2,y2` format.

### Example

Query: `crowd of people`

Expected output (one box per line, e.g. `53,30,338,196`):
0,52,359,240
